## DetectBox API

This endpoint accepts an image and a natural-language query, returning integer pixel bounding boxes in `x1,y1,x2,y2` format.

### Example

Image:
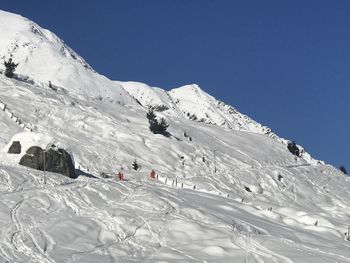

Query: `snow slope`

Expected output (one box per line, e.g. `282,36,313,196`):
0,9,349,263
1,163,350,263
122,81,320,165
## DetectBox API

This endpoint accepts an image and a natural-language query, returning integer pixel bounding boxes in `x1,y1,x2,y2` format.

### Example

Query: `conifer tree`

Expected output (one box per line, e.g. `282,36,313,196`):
340,166,347,175
287,141,300,157
132,159,139,171
146,109,157,122
158,118,169,134
146,109,169,136
4,58,18,78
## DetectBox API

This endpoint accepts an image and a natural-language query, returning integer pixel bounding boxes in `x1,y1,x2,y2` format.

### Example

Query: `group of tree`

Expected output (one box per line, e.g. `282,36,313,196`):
287,141,301,157
288,141,348,176
4,57,18,78
340,166,347,175
146,109,169,136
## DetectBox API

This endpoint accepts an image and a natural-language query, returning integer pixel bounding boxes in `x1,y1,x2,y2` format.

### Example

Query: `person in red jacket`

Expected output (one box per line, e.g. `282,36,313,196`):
150,169,156,179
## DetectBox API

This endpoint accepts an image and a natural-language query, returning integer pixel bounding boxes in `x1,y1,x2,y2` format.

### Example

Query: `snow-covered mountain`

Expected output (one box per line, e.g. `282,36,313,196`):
120,81,273,135
0,10,135,104
0,10,349,263
121,81,320,165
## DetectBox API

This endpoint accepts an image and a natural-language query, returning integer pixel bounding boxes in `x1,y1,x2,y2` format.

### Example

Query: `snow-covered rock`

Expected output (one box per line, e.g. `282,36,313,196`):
3,132,56,162
2,132,76,178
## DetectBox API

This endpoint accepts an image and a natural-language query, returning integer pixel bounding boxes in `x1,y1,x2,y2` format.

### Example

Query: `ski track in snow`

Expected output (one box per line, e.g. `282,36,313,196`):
8,198,53,263
1,166,350,262
1,142,349,263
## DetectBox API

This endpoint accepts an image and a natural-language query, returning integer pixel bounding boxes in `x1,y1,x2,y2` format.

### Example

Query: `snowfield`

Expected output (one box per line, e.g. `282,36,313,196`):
0,9,349,263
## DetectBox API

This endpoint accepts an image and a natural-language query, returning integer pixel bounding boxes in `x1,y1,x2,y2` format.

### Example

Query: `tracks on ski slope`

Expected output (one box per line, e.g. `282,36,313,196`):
45,178,212,262
1,163,346,262
8,197,54,263
1,174,285,262
281,237,350,263
1,178,116,262
230,224,293,263
154,181,295,263
278,165,349,209
0,169,13,192
43,179,160,262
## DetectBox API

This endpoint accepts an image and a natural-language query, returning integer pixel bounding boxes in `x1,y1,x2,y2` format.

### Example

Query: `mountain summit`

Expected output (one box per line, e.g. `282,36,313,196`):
0,10,134,103
121,81,273,134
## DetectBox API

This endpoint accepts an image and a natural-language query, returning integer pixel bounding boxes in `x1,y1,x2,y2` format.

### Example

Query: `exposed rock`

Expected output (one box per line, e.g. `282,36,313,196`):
19,146,76,178
8,141,21,154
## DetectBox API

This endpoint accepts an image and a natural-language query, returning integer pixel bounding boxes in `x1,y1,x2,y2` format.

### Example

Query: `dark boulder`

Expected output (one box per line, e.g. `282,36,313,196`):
19,146,76,178
8,141,21,154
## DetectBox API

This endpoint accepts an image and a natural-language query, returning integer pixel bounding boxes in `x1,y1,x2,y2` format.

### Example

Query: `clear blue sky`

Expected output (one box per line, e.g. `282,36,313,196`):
2,0,349,171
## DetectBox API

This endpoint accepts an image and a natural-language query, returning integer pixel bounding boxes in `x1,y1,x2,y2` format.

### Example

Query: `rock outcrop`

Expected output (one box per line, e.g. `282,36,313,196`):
8,141,21,154
5,132,76,179
19,146,76,178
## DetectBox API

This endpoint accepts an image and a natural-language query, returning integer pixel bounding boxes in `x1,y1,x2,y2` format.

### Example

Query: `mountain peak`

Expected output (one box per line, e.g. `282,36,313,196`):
170,84,206,98
0,10,135,104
